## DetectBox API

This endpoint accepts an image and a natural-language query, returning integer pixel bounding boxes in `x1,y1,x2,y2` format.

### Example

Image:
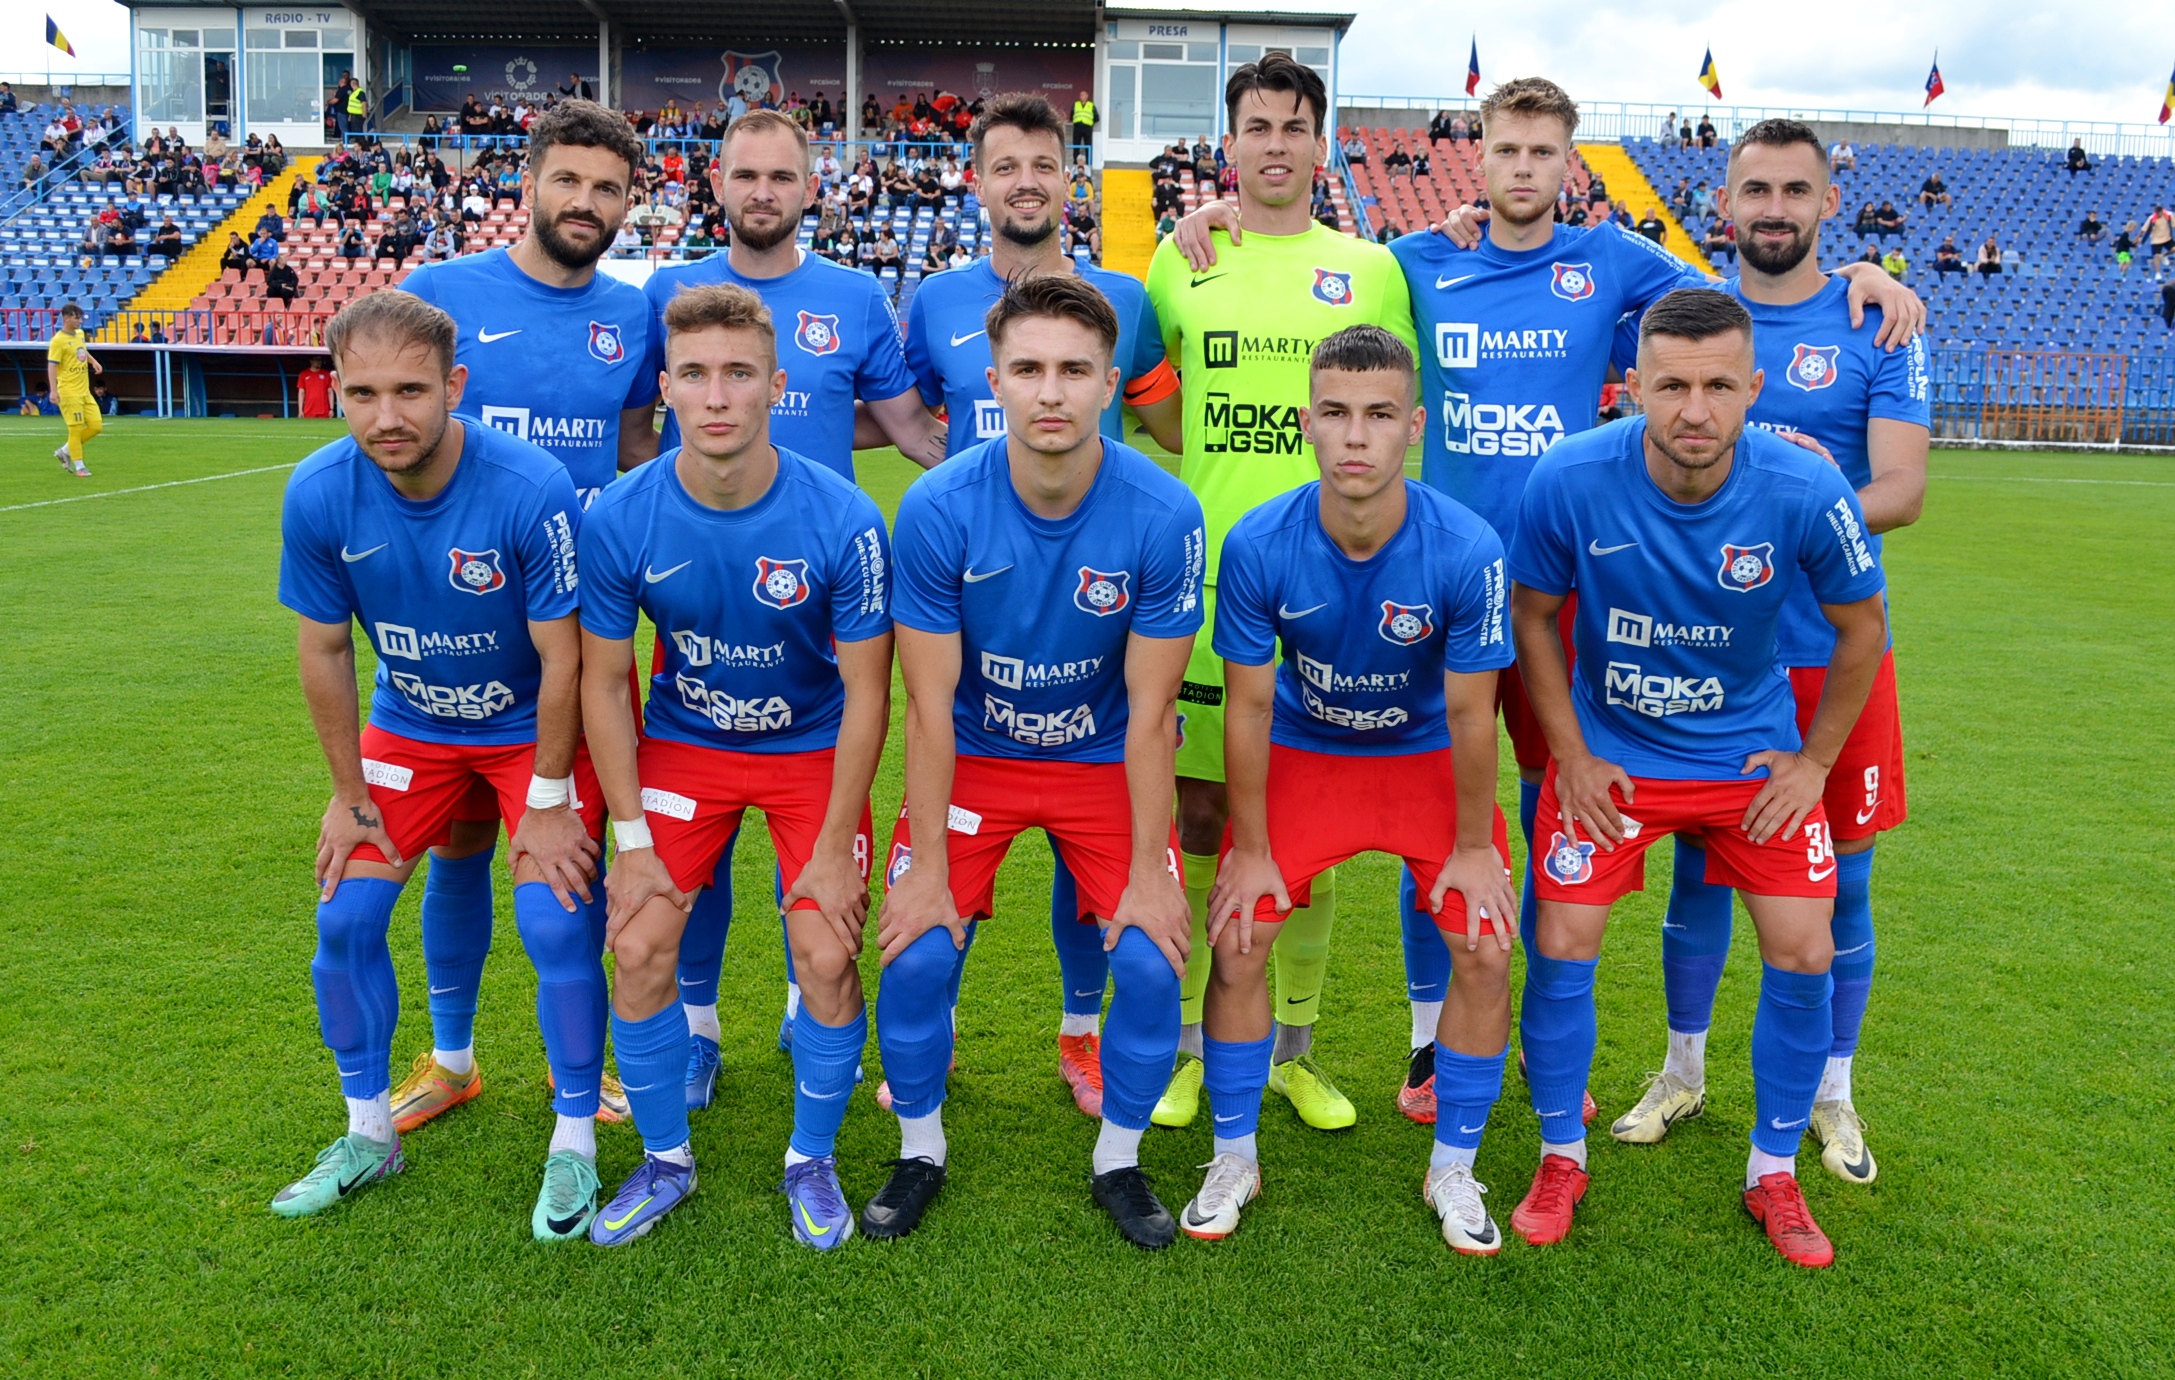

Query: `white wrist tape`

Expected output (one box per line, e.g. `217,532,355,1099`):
525,774,574,809
613,814,653,852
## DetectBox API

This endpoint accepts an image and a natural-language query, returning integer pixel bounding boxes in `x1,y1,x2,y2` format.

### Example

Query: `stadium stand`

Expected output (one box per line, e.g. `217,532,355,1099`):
1573,142,1711,270
1339,123,1581,239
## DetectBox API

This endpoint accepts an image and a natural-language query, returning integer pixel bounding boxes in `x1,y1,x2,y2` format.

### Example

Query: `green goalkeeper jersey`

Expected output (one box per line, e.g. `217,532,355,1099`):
1146,221,1417,585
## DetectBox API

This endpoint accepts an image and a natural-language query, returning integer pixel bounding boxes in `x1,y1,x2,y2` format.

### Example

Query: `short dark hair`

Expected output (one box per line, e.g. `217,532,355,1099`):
525,99,644,182
662,281,777,363
326,290,456,375
1479,77,1580,136
968,92,1068,162
1728,117,1825,174
1637,287,1752,353
59,301,82,319
1225,52,1327,138
1310,325,1415,392
985,272,1119,358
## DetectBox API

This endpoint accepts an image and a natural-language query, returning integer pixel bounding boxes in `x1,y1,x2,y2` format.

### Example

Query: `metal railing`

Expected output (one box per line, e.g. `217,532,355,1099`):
1929,346,2175,446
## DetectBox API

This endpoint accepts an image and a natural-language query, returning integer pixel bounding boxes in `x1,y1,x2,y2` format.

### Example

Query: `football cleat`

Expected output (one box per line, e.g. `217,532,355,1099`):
860,1157,946,1239
269,1133,403,1218
532,1150,601,1241
1270,1054,1356,1131
778,1012,794,1053
390,1050,483,1133
783,1155,857,1251
685,1034,721,1112
1810,1100,1879,1185
1179,1151,1261,1241
589,1152,697,1246
1058,1033,1105,1118
1151,1052,1204,1128
1609,1070,1706,1145
1510,1153,1590,1245
1424,1162,1500,1255
1516,1048,1598,1125
546,1065,631,1123
1743,1172,1835,1268
1399,1044,1437,1124
1090,1165,1178,1249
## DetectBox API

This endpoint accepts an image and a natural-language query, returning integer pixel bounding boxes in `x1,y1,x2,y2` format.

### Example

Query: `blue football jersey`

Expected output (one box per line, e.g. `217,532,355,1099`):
891,436,1206,763
1508,418,1885,780
642,251,918,476
279,421,584,747
1391,223,1708,549
904,260,1170,456
1214,481,1511,756
402,248,658,507
578,447,892,753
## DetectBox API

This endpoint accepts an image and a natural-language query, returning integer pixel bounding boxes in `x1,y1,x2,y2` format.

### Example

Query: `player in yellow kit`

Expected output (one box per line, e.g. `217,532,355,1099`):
1144,53,1418,1131
47,302,101,477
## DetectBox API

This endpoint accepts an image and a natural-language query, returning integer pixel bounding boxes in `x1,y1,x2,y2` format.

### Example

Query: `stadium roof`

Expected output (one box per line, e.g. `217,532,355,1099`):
1104,4,1356,27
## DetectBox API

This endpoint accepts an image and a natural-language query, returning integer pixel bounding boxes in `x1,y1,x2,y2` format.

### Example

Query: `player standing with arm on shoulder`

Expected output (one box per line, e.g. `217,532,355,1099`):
871,274,1202,1248
47,302,100,477
271,293,611,1239
1143,52,1419,1135
578,284,892,1248
1506,289,1887,1267
1614,121,1927,1187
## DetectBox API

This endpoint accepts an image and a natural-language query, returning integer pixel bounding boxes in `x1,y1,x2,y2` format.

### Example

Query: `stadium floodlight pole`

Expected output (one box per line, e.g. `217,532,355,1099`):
835,0,859,144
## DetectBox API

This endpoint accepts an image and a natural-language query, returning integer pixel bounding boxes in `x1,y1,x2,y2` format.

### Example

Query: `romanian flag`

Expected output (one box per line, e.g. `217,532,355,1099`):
45,15,75,57
1924,55,1946,107
2160,62,2173,124
1465,37,1481,97
1697,48,1722,100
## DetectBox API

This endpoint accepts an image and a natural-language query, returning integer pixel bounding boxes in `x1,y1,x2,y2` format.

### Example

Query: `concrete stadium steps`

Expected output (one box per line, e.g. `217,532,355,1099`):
1343,128,1589,238
102,157,319,340
1100,168,1155,280
1575,143,1711,272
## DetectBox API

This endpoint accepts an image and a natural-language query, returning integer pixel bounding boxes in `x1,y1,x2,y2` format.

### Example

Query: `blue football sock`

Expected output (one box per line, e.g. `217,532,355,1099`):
1433,1044,1508,1151
611,1003,692,1154
772,864,796,989
1099,927,1181,1130
1661,840,1734,1035
1750,962,1834,1156
515,881,607,1119
418,847,493,1053
948,919,979,1012
1518,777,1541,950
675,827,737,1008
1049,841,1109,1016
1399,866,1450,1004
310,877,405,1100
1202,1033,1273,1141
1829,846,1877,1058
875,926,961,1118
1521,950,1598,1140
789,1004,868,1159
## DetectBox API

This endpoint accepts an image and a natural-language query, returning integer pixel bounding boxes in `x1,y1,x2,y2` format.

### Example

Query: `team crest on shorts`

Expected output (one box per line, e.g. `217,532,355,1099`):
795,311,843,356
1541,831,1596,885
1787,343,1841,391
1550,262,1597,301
1311,268,1354,305
447,547,507,595
753,556,814,608
1075,567,1132,616
1717,542,1777,593
886,840,913,887
1378,600,1435,645
587,321,626,364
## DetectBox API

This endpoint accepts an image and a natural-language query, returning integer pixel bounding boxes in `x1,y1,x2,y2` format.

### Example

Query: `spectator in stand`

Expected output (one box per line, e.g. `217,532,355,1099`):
20,152,47,194
79,219,112,262
1881,244,1908,281
1859,242,1882,266
220,231,253,275
1669,176,1693,220
1873,201,1907,237
1635,207,1667,244
919,239,947,274
1068,199,1100,258
914,162,945,210
1691,179,1716,219
1934,235,1966,274
107,220,138,257
2078,209,2105,244
873,223,902,273
1702,218,1736,264
611,220,642,254
1659,110,1678,140
1851,201,1879,237
1382,143,1412,178
0,83,15,115
1156,207,1178,242
373,214,414,267
1340,131,1369,165
338,218,366,261
2144,207,2174,276
1411,147,1431,179
2066,139,2091,175
262,252,300,304
460,183,490,223
1830,140,1855,173
249,227,280,270
1975,235,2004,275
1451,112,1472,143
1677,117,1693,148
422,221,459,262
2162,278,2175,330
2112,222,2136,271
1149,143,1183,181
1918,169,1952,209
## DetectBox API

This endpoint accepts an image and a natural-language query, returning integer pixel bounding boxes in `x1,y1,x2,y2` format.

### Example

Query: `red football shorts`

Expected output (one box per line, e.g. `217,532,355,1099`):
1791,648,1906,842
636,738,872,901
354,727,605,865
886,754,1183,922
1499,592,1577,772
1531,769,1838,905
1223,744,1512,933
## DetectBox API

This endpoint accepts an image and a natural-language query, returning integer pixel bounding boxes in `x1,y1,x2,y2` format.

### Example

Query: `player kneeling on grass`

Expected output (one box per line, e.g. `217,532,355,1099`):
1186,325,1520,1251
273,292,608,1235
578,283,893,1249
874,273,1204,1248
1505,289,1888,1268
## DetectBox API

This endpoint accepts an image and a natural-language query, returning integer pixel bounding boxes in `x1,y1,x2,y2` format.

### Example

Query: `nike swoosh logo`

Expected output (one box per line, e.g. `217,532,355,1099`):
949,329,986,346
559,1088,593,1099
1285,996,1310,1005
1770,1116,1807,1131
797,1202,834,1236
340,543,386,563
798,1082,846,1100
1839,1150,1873,1177
1072,989,1101,998
1856,806,1878,824
477,328,521,342
1436,273,1476,289
1808,865,1837,882
428,985,458,995
1660,921,1686,932
602,1196,653,1230
1190,273,1226,287
1214,1111,1242,1123
645,561,692,583
1588,540,1638,556
1459,1123,1487,1134
1469,1220,1497,1245
546,1211,588,1234
621,1082,659,1093
961,565,1012,583
1279,602,1326,619
1834,942,1870,958
336,1169,370,1196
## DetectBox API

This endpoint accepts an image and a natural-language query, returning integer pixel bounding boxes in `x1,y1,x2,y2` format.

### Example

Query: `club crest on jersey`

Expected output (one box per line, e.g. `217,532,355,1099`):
1718,543,1777,592
753,557,813,608
447,548,507,595
1787,343,1842,391
1378,601,1435,646
886,841,913,887
587,321,626,364
1550,262,1597,301
795,311,843,356
1541,831,1596,885
1075,568,1132,616
1311,268,1354,306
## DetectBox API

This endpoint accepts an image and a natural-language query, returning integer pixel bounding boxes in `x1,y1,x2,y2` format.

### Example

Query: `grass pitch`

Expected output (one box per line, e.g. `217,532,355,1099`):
0,417,2169,1377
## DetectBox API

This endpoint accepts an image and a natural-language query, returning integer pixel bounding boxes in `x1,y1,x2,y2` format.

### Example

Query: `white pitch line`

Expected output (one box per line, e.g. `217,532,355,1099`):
1929,473,2175,488
0,463,299,513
